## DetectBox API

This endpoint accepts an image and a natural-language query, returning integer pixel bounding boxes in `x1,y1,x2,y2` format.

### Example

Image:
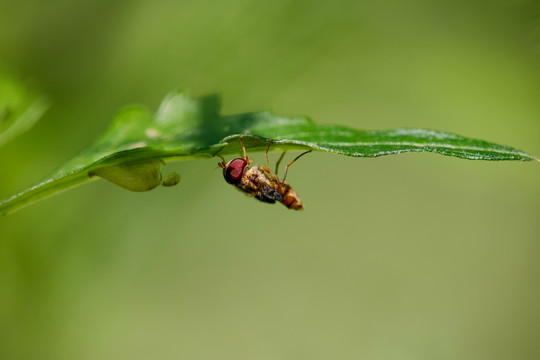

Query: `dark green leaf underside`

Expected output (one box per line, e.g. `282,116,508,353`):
1,91,537,215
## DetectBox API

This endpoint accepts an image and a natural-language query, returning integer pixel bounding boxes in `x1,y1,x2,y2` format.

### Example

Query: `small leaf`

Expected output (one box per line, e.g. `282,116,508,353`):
0,72,48,147
0,90,537,215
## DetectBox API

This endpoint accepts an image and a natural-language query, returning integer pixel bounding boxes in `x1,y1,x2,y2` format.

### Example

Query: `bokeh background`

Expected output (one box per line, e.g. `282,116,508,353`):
1,0,540,359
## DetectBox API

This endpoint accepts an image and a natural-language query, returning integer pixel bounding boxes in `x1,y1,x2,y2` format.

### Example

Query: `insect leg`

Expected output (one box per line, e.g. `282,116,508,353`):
265,139,274,170
275,151,287,176
282,150,312,183
239,136,247,160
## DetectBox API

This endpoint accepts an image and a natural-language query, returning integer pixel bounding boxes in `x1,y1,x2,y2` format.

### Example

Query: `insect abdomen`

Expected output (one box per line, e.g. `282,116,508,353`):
279,184,304,210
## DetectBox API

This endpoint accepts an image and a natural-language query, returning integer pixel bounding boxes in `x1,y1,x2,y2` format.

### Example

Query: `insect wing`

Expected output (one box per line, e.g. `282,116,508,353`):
259,173,283,202
261,182,283,202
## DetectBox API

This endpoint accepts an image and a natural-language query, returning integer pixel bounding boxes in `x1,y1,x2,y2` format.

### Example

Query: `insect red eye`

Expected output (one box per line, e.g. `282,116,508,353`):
224,158,247,184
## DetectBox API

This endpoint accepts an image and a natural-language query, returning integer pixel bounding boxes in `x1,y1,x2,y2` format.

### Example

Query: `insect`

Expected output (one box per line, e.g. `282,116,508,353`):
218,137,311,210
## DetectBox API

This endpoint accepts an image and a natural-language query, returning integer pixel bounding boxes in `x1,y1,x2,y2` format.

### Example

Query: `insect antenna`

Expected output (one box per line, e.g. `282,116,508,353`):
217,154,226,169
282,150,312,183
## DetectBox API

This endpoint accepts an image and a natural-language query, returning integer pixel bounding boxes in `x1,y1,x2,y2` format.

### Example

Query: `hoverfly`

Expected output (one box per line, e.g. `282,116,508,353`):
218,137,311,210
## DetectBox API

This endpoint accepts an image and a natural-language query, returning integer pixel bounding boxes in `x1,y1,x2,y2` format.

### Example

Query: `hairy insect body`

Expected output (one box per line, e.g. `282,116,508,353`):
233,166,304,210
234,166,283,204
218,137,310,211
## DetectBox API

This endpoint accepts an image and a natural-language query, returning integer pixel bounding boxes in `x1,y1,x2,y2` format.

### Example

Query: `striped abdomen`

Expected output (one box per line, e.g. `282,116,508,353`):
278,182,304,210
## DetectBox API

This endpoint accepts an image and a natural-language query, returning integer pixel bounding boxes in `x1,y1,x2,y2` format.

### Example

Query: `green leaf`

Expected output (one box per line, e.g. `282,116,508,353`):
1,90,537,216
0,72,48,147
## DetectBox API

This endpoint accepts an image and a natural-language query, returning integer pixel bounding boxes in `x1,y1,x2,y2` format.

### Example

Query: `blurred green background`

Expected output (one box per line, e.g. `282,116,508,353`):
1,0,540,359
